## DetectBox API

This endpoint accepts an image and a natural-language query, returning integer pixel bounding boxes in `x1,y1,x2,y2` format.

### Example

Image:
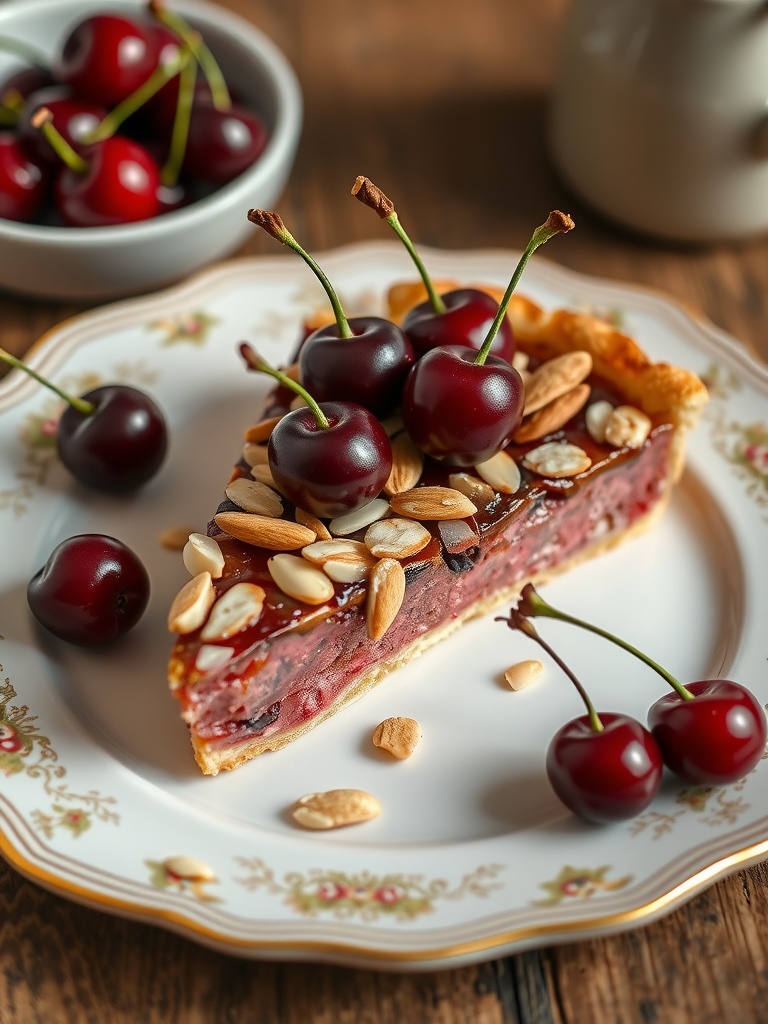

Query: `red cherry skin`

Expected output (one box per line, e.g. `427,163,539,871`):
648,680,767,785
298,317,415,418
27,534,150,647
54,136,160,227
0,133,47,222
183,102,268,183
18,87,106,166
401,345,524,466
402,288,515,362
57,385,167,493
0,67,55,102
56,14,159,106
267,402,393,519
547,713,664,822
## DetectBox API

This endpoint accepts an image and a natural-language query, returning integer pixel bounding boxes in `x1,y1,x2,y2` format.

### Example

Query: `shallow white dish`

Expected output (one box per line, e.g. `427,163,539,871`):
0,243,766,970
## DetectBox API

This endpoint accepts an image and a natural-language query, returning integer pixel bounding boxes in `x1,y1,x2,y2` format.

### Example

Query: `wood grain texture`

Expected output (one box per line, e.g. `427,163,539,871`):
2,1,768,1022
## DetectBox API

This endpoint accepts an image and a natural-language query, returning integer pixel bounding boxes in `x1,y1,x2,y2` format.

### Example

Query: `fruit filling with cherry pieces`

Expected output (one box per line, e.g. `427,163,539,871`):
167,341,677,771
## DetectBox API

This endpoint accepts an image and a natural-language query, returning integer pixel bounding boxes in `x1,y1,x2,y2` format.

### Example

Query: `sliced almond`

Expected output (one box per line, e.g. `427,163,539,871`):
241,441,270,467
604,405,652,449
437,519,478,555
389,486,476,521
301,538,377,583
513,383,591,444
195,644,235,674
291,789,381,830
244,415,283,443
159,525,197,551
447,472,497,509
585,400,614,444
523,441,592,478
250,464,282,491
183,533,225,579
474,450,521,495
214,512,316,550
225,477,283,517
512,350,530,374
200,582,266,641
268,553,335,604
364,518,431,559
524,350,593,415
504,659,544,691
162,855,216,882
372,717,422,759
296,506,332,541
167,572,216,634
329,498,390,536
383,432,424,496
366,558,406,641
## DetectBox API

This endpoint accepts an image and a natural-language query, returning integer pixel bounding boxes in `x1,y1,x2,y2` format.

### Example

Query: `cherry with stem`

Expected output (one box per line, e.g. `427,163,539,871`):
516,583,768,785
149,0,230,111
496,606,663,823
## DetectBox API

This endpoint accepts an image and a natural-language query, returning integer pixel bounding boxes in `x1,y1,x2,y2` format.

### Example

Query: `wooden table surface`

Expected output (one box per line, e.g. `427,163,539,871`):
2,1,768,1021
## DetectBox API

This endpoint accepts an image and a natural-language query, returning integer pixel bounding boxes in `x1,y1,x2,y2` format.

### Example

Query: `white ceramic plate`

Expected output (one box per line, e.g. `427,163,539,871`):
1,243,766,970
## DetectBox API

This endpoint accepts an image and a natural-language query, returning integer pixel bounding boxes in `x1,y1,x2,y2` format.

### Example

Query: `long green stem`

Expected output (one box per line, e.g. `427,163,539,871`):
475,212,574,365
517,583,694,700
239,343,330,430
161,51,196,188
149,1,230,111
0,35,49,69
32,108,88,174
0,347,94,415
247,210,354,340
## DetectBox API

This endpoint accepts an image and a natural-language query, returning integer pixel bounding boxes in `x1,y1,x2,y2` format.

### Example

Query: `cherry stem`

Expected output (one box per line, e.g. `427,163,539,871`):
247,210,354,340
0,347,94,415
0,88,24,123
161,46,196,187
350,176,447,315
239,342,330,430
475,211,575,366
496,608,604,733
149,0,231,111
84,48,190,145
0,35,49,70
516,583,695,701
31,108,88,174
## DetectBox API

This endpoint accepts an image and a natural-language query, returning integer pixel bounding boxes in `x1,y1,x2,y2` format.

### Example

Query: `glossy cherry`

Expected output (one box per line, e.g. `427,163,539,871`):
241,344,393,518
27,535,150,646
0,133,47,221
56,13,160,106
0,347,167,492
185,103,267,184
18,88,106,166
0,66,54,104
248,210,413,418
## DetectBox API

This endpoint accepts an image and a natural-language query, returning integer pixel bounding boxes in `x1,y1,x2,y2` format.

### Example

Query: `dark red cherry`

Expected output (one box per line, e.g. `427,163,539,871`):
648,680,767,785
184,102,268,183
27,535,150,647
56,14,159,106
547,713,664,823
18,88,106,166
0,133,47,221
0,66,55,103
403,289,515,362
401,345,524,465
57,385,167,493
298,316,414,418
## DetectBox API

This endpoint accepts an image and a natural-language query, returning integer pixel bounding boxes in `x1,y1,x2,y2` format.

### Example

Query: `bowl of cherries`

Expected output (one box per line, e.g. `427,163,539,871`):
0,0,302,301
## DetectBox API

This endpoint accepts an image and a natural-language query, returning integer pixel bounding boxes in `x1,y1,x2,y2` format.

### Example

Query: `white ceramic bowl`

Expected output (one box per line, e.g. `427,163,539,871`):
0,0,302,301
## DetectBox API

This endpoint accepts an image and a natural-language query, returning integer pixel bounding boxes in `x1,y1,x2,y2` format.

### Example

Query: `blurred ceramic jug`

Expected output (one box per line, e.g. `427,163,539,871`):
549,0,768,242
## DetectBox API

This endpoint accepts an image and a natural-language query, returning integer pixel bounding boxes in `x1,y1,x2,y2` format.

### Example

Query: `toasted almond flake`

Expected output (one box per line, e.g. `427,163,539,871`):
214,512,316,550
241,441,270,467
364,518,431,559
389,486,476,521
244,415,282,443
604,404,652,449
159,525,197,550
195,644,235,674
162,855,215,882
183,533,225,578
295,506,332,540
474,450,521,494
513,383,591,444
504,659,544,691
225,477,283,517
366,558,406,641
523,441,592,478
447,471,497,509
524,350,593,415
329,498,390,536
291,789,381,830
383,432,424,496
249,464,282,491
437,519,478,555
585,400,614,444
167,572,216,634
372,717,422,759
512,350,529,374
268,553,335,604
301,538,377,583
200,582,266,641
